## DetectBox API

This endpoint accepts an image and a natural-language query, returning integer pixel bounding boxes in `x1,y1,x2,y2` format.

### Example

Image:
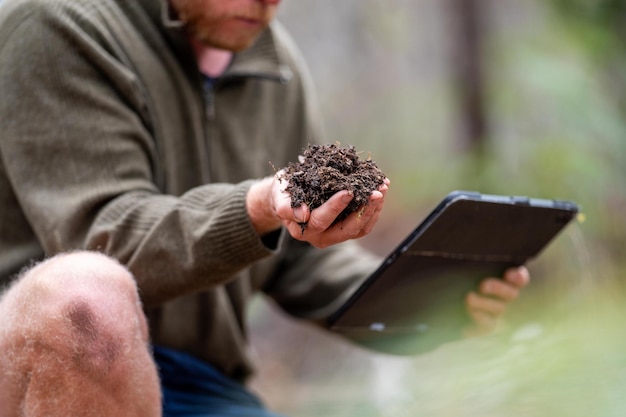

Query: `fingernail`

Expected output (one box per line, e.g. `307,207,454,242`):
370,190,383,200
294,206,305,223
341,192,353,204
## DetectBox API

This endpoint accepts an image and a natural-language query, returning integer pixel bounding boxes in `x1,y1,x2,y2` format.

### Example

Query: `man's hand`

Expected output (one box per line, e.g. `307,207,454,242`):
464,266,530,337
246,174,390,248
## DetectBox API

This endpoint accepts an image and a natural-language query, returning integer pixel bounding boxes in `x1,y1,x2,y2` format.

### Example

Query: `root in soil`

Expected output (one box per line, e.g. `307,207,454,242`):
278,143,386,227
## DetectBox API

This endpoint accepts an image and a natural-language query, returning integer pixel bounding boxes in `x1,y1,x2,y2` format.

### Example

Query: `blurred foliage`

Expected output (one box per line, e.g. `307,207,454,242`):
549,0,626,54
486,0,626,255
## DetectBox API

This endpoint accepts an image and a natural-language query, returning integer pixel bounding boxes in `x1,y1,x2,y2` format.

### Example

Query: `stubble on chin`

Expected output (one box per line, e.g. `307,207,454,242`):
190,21,268,52
171,1,275,51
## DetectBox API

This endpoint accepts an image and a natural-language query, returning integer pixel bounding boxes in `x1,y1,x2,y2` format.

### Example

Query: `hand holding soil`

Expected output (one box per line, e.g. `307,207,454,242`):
274,143,389,246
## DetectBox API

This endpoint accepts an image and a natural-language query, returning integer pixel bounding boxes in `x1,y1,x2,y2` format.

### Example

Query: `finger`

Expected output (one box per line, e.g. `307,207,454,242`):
302,205,374,248
284,220,309,240
292,203,310,224
275,199,310,226
306,190,353,232
272,169,313,225
466,291,507,317
504,266,530,288
479,278,520,302
354,197,386,238
374,178,390,199
359,204,384,237
328,196,379,238
272,187,292,214
337,182,388,238
370,190,383,201
272,172,295,217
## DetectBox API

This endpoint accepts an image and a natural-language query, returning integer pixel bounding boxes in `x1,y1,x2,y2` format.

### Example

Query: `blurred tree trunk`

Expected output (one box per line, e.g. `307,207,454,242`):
448,0,488,153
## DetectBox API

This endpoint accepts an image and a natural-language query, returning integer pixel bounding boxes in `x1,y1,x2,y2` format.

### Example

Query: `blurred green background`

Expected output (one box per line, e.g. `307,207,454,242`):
247,1,626,416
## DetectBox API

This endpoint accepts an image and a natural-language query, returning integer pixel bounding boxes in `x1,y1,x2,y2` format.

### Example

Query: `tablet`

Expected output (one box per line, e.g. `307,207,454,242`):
328,191,579,346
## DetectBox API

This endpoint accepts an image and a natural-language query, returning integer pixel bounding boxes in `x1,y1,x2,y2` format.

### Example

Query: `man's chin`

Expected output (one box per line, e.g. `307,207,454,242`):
203,41,253,53
222,42,255,53
194,32,261,53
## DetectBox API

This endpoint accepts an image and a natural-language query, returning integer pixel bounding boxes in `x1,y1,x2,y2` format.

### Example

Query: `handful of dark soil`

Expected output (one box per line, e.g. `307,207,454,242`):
279,143,386,225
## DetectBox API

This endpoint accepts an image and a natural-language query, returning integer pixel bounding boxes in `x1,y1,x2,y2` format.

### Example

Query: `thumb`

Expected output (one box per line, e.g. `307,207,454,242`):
293,203,310,224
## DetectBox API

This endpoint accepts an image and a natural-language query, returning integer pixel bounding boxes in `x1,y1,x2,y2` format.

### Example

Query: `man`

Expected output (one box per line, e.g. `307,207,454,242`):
0,0,529,416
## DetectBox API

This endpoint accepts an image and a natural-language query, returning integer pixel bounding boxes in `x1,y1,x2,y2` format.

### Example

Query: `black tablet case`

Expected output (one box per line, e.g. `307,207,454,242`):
328,191,579,345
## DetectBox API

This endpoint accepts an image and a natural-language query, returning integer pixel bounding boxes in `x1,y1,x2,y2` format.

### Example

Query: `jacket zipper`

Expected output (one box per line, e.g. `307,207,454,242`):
199,77,215,183
202,80,216,121
199,71,290,182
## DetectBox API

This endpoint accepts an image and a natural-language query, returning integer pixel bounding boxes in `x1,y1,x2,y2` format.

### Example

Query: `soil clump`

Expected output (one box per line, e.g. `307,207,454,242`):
279,143,386,225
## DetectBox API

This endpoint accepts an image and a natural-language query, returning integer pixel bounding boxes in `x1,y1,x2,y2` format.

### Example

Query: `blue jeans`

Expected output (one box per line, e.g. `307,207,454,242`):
153,345,286,417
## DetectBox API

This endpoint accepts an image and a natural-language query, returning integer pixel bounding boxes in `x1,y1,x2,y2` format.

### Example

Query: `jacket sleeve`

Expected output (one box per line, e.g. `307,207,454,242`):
0,2,276,307
263,237,382,320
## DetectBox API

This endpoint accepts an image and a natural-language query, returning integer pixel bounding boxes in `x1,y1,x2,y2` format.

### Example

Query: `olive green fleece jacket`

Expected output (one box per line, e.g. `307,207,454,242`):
0,0,381,379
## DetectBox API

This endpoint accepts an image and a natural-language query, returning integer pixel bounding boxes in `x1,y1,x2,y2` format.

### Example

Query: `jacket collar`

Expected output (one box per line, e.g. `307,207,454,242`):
134,0,292,83
227,25,293,84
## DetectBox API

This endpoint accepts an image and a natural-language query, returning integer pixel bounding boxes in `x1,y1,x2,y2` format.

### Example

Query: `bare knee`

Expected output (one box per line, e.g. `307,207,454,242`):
0,251,149,374
15,251,141,308
0,251,160,416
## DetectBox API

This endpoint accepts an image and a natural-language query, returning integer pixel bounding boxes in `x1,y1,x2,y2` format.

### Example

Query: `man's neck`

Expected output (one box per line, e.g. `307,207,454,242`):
190,39,233,78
